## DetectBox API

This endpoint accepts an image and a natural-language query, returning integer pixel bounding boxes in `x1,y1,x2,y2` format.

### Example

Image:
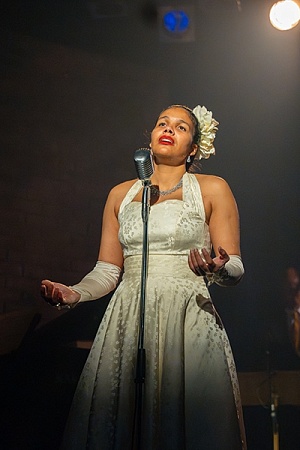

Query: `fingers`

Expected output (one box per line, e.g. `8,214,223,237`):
41,280,64,305
218,246,230,262
189,248,229,276
189,248,215,276
201,248,217,272
41,280,53,299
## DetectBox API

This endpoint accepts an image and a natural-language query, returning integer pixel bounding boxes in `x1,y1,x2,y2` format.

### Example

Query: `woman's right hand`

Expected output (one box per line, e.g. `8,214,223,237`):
41,279,81,308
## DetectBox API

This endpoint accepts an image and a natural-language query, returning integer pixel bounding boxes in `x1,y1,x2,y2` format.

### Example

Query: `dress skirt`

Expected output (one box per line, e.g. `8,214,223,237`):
61,254,246,450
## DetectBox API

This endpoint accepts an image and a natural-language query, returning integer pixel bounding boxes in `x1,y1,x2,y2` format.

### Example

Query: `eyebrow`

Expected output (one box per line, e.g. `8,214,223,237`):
157,115,191,127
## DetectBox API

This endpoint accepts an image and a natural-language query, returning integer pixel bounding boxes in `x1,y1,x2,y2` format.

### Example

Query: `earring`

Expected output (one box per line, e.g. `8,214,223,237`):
187,155,191,163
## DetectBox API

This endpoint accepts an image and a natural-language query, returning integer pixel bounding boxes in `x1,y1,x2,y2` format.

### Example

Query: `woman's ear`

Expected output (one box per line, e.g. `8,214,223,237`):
190,144,198,156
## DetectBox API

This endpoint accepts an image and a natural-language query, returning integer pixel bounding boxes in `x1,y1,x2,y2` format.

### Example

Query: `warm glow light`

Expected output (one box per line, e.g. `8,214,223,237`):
270,0,300,30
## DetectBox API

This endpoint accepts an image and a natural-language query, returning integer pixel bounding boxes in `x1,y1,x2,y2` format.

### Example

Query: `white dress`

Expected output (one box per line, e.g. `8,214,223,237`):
61,173,247,450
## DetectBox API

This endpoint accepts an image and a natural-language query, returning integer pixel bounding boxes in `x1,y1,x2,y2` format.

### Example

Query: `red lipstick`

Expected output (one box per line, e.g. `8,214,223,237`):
159,136,174,145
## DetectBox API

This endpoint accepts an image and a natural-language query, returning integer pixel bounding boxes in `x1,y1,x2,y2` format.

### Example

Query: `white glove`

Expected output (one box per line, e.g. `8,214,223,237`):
71,261,122,302
208,255,244,286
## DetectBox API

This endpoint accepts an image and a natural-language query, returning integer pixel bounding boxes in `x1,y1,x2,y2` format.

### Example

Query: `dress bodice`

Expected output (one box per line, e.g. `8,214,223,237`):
118,173,211,257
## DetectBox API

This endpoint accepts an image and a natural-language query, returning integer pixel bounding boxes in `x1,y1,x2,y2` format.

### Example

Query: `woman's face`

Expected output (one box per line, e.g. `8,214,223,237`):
150,107,198,163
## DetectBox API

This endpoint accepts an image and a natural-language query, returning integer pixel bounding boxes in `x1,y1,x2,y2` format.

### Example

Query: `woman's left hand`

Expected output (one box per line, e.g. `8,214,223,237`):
188,246,230,276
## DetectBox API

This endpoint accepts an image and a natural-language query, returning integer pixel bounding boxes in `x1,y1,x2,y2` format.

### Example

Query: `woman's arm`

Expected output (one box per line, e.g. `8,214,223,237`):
206,176,241,257
41,181,134,307
97,184,125,268
188,175,244,285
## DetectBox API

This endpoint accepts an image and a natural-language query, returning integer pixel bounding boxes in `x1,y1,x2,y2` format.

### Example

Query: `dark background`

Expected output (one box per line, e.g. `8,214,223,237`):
0,1,299,448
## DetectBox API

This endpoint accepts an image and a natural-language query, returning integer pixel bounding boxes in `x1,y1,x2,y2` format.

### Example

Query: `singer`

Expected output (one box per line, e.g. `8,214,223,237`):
41,105,247,449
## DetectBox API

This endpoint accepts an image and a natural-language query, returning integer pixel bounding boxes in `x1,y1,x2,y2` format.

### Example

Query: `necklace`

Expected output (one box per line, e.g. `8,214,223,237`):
151,177,183,197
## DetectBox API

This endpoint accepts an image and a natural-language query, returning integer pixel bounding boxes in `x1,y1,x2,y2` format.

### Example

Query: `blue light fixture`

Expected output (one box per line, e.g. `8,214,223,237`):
163,10,190,33
159,6,195,42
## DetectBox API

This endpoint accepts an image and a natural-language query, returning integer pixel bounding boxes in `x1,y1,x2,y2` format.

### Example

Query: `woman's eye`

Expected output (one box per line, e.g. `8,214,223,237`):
178,125,186,131
158,122,166,127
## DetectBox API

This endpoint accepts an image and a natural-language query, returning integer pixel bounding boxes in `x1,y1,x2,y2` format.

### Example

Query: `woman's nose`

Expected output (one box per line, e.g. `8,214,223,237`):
163,126,174,134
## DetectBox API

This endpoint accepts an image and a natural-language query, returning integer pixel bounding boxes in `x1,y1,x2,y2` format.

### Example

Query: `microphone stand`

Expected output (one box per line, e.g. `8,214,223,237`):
271,390,279,450
266,340,280,450
132,179,151,450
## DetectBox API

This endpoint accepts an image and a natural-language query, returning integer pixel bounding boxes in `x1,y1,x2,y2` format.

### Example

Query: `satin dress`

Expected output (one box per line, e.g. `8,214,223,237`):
61,172,246,450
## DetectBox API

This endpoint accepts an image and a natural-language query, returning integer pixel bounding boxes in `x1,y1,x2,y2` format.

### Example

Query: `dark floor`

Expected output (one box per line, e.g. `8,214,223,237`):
1,299,300,450
0,298,109,450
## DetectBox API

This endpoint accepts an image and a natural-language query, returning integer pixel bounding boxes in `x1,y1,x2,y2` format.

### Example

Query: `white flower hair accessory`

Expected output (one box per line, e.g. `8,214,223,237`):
192,105,219,160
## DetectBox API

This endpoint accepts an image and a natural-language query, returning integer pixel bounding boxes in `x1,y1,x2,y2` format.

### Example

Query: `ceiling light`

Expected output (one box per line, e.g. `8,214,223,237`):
269,0,300,31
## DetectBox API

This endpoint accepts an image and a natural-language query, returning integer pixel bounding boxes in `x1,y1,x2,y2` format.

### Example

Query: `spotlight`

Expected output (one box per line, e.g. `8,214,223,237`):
269,0,300,31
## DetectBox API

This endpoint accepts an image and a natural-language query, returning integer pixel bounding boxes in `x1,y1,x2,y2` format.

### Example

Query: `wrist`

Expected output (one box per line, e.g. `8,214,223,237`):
207,255,244,287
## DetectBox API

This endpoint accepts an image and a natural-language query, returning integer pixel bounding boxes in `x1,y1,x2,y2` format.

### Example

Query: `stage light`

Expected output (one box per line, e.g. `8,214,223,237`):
158,6,195,42
163,10,190,33
269,0,300,31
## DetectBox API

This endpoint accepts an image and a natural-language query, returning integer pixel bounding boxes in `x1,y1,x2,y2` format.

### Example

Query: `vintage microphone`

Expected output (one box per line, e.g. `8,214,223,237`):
134,148,154,221
132,148,153,450
134,148,154,182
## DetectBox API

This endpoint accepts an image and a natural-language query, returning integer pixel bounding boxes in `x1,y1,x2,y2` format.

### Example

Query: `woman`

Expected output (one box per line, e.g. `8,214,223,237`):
41,105,246,449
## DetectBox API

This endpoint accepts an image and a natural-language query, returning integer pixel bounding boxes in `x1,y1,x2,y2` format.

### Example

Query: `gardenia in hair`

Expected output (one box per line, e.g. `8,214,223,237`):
192,105,219,160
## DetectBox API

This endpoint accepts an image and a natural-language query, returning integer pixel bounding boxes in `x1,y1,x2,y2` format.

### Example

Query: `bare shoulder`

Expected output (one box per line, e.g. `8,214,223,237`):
192,174,238,223
109,178,138,198
106,178,138,213
193,173,233,196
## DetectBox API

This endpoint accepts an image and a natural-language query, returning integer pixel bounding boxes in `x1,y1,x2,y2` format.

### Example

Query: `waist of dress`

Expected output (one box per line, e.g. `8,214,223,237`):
123,254,204,281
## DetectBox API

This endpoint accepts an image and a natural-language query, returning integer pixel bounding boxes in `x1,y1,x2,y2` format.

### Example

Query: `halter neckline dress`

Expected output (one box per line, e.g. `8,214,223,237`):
62,172,246,450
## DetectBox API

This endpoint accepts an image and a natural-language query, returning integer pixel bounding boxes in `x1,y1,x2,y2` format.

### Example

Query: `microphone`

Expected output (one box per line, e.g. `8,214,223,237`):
134,148,154,182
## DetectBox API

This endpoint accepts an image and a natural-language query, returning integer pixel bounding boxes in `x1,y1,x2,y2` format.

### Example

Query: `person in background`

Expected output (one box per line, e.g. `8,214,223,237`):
41,104,246,449
283,267,300,356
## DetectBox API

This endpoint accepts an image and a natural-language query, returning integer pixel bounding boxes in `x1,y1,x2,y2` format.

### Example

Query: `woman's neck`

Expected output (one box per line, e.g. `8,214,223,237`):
150,163,186,189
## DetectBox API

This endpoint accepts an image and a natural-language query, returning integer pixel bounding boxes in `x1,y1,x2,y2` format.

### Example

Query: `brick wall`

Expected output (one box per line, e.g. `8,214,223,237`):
0,31,169,343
